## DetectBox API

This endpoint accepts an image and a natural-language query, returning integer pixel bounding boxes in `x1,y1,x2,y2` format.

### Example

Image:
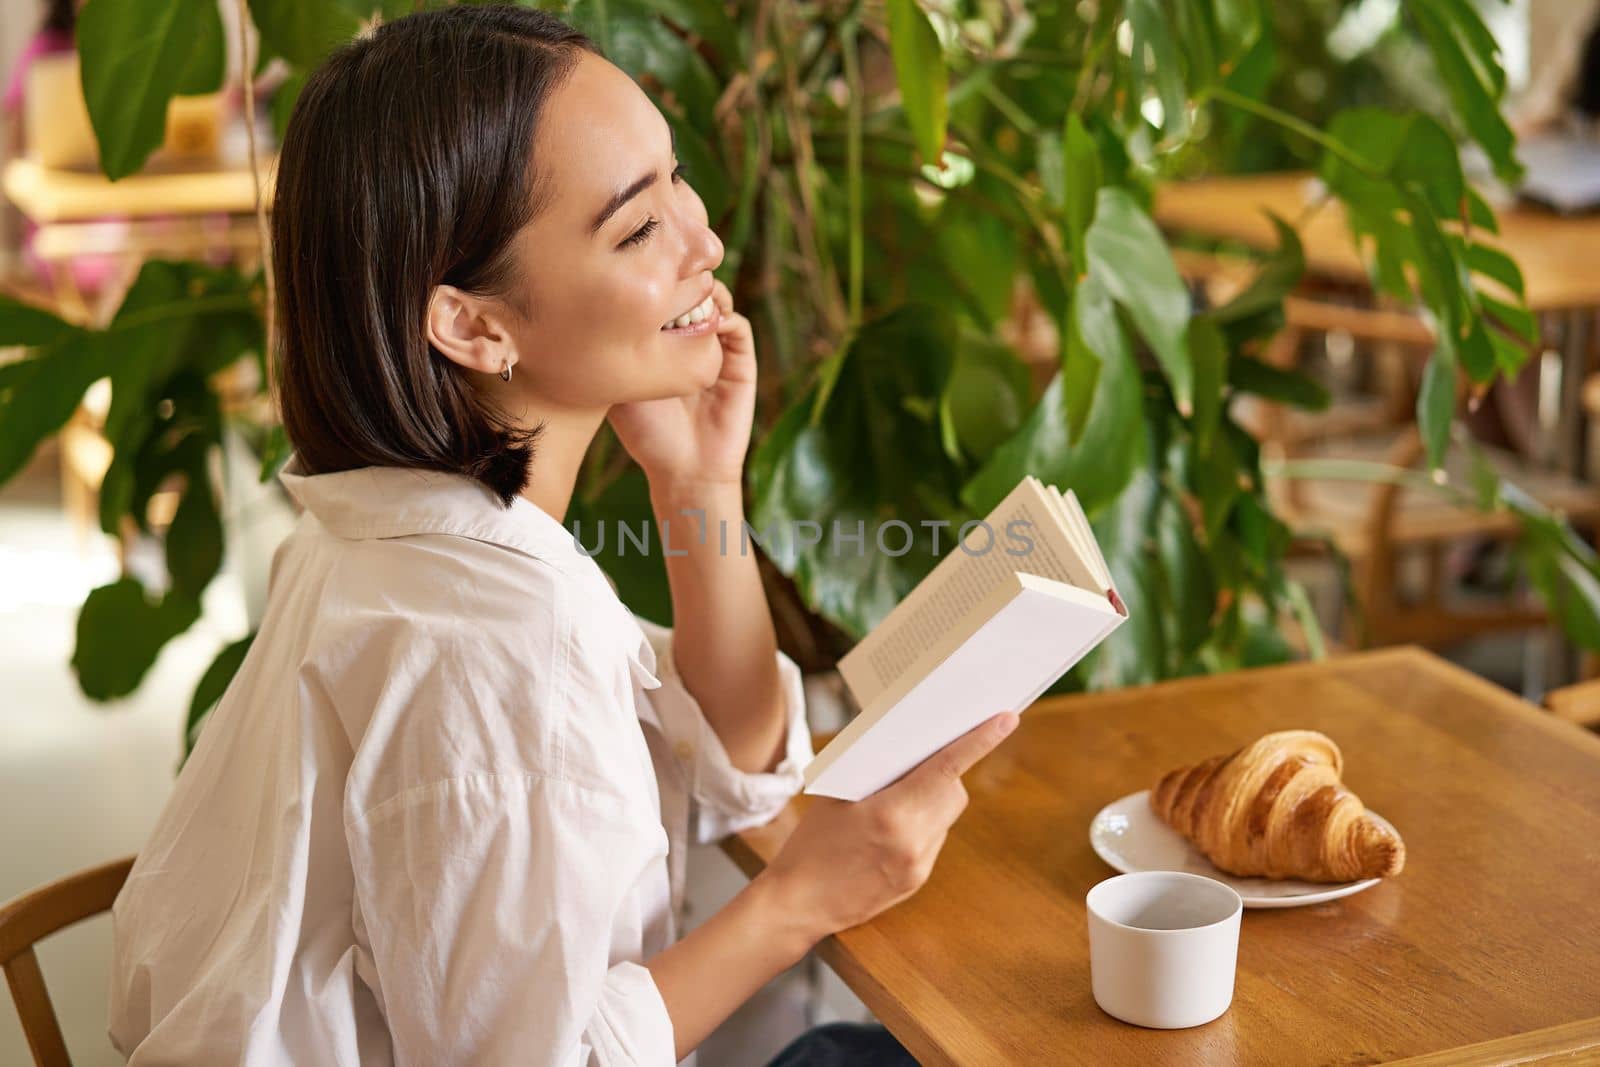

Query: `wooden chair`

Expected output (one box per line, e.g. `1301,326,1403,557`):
1281,424,1600,648
0,857,134,1067
1178,250,1600,650
1174,249,1420,447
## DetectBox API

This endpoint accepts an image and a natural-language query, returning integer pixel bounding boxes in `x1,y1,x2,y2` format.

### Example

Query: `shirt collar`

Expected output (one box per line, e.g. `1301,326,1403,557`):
278,455,662,688
279,454,586,569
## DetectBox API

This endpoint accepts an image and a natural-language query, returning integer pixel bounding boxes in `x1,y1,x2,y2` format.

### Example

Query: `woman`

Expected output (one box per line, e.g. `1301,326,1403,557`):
107,7,1016,1064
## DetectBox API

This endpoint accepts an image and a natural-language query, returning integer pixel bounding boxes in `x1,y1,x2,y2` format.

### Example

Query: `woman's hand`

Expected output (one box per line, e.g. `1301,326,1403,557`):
606,279,755,494
756,712,1021,945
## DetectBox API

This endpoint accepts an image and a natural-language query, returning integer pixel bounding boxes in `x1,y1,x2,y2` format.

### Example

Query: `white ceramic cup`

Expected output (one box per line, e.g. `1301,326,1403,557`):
1086,871,1243,1029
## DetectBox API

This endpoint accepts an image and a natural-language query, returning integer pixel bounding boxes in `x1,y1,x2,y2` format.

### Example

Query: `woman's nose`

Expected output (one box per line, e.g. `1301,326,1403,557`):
684,218,723,278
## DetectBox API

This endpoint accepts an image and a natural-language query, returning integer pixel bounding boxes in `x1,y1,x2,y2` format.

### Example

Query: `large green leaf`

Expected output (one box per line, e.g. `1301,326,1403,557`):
1155,488,1214,659
752,306,964,639
250,0,363,70
1085,467,1165,687
91,263,256,534
270,70,309,143
942,335,1031,461
1220,23,1274,143
1188,316,1227,456
1227,356,1329,411
0,296,78,346
961,284,1145,518
166,460,224,601
665,112,731,227
1518,504,1600,652
185,632,256,758
885,0,949,166
72,579,201,700
1062,114,1102,271
78,0,226,180
573,0,722,135
1410,0,1520,184
1060,288,1101,446
633,0,741,68
1084,187,1192,413
1418,333,1459,470
0,336,112,485
935,208,1019,327
1210,214,1304,350
1127,0,1188,142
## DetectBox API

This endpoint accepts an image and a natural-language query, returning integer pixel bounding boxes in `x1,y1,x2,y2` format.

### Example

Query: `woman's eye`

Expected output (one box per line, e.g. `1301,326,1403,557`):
619,218,659,249
671,161,687,183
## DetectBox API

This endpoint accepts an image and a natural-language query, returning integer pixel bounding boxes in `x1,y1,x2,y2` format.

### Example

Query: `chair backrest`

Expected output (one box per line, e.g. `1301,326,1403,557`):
0,857,135,1067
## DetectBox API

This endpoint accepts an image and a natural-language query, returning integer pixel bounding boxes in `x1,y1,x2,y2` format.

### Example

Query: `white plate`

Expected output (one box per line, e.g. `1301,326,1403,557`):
1089,790,1394,909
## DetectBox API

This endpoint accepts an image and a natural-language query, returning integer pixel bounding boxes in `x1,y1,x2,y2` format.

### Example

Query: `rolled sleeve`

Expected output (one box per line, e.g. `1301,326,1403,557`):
591,961,676,1064
635,618,813,844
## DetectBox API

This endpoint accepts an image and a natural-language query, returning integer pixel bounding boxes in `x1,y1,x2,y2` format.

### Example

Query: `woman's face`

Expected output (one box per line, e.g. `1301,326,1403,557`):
500,53,727,410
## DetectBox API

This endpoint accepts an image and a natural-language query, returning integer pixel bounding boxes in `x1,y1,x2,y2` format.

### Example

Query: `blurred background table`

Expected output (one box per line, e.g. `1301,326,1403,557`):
726,648,1600,1065
2,154,274,309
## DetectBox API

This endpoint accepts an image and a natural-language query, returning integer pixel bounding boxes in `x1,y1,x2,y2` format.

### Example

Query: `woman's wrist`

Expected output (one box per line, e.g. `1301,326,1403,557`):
744,867,828,967
647,473,744,515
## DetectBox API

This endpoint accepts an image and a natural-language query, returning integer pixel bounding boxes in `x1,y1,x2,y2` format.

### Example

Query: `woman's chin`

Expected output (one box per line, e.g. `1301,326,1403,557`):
654,330,723,390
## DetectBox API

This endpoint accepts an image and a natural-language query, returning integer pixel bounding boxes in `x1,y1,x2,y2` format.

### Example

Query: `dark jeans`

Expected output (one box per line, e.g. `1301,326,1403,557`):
764,1022,919,1066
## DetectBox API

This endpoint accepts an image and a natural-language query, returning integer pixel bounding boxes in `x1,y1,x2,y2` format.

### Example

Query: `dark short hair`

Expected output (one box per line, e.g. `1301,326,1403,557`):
273,6,598,505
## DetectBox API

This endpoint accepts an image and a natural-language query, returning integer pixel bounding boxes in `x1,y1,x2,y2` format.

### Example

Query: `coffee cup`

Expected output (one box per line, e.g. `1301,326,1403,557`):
1086,871,1243,1029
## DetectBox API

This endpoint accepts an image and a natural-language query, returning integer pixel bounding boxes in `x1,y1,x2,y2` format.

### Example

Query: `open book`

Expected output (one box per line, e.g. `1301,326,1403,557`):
803,476,1128,801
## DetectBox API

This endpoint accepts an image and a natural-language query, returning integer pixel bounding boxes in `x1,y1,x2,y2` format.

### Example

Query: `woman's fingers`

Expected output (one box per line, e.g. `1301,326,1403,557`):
897,713,1019,804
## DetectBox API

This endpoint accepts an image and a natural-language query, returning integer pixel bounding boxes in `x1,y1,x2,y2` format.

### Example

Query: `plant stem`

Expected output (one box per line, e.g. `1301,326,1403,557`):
1269,457,1474,505
1204,85,1382,180
235,0,274,394
1067,0,1117,115
978,80,1038,136
841,13,864,328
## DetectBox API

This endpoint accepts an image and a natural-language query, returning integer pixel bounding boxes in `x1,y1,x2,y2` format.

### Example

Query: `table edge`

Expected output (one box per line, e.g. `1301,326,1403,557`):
1033,646,1600,761
1155,171,1600,313
2,156,277,224
1381,1015,1600,1065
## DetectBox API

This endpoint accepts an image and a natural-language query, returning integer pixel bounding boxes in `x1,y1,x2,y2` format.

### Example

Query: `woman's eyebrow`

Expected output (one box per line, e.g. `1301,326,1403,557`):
589,172,656,235
587,126,678,236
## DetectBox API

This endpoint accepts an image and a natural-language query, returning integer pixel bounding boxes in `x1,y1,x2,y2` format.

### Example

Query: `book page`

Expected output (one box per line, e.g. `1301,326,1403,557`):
839,476,1101,705
1056,487,1112,592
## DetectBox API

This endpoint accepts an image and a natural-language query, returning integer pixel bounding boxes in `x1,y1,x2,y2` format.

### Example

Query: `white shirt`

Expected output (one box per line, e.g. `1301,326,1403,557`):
108,459,814,1065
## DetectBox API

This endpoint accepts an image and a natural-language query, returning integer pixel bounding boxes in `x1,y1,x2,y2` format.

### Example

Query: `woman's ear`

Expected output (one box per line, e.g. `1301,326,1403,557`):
426,284,518,377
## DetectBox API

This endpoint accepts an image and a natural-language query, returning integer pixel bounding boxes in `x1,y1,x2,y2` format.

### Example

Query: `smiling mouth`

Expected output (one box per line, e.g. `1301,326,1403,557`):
661,293,715,330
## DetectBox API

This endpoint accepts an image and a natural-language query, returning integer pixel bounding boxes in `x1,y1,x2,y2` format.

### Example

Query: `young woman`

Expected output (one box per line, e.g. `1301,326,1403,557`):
107,6,1016,1065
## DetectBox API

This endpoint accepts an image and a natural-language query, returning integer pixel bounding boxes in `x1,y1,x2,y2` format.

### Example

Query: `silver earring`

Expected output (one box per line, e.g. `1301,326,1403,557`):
500,358,513,383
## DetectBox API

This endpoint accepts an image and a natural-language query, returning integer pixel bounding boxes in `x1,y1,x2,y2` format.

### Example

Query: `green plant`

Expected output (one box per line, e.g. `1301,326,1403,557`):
2,0,1596,752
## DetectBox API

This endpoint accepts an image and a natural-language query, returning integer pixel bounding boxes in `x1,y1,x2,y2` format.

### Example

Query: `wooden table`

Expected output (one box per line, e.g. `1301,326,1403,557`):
1154,171,1600,314
725,648,1600,1065
2,156,275,223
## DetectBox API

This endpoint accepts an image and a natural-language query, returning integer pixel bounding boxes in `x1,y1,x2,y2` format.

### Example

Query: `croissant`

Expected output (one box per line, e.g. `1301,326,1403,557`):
1149,730,1404,883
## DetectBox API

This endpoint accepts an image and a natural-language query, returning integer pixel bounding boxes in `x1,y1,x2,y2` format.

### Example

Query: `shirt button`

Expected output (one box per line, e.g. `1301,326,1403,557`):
674,740,694,761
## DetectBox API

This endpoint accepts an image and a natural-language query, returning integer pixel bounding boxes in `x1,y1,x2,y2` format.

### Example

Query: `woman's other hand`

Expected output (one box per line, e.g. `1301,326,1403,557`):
607,278,755,493
757,712,1021,946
